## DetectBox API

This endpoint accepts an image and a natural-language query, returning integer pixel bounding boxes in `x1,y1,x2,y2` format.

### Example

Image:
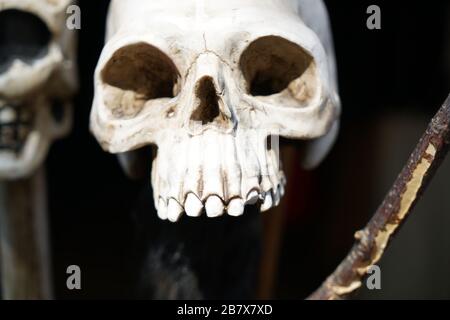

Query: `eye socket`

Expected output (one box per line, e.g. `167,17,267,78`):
0,9,51,71
239,36,315,97
101,43,180,100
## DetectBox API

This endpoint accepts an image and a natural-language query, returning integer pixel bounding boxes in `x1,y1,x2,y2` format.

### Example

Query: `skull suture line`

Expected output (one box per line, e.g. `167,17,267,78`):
91,0,340,222
0,0,77,179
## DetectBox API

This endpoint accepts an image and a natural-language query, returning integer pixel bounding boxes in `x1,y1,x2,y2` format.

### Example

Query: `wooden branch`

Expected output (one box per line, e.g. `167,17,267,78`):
0,167,53,299
308,94,450,300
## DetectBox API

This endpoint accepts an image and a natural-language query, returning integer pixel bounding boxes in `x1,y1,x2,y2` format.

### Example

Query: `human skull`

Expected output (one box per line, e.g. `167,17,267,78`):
0,0,77,179
90,0,340,222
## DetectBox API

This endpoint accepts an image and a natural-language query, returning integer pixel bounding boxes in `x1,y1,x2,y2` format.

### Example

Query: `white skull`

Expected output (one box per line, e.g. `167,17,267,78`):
0,0,77,179
90,0,340,222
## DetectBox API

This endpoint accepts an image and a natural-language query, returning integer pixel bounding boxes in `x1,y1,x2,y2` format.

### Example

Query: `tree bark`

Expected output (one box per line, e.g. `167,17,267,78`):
309,94,450,300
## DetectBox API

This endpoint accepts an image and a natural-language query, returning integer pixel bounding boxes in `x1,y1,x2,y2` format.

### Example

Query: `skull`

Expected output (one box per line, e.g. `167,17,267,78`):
0,0,77,179
90,0,340,222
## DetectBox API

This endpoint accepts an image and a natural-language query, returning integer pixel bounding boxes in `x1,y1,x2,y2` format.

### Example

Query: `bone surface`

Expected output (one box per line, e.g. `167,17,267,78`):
90,0,340,220
0,0,78,300
0,0,77,179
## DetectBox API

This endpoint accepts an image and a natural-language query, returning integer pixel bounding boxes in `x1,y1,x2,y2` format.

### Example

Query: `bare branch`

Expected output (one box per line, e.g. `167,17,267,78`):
308,94,450,300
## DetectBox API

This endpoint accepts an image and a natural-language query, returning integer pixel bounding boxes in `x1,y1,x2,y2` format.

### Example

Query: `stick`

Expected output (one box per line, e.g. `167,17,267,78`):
308,94,450,300
0,167,53,299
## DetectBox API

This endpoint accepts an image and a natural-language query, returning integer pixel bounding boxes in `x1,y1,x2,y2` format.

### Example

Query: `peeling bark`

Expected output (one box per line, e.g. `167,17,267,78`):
309,94,450,300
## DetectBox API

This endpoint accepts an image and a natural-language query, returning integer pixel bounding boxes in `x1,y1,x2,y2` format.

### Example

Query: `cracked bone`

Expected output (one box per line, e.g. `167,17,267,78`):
90,0,340,220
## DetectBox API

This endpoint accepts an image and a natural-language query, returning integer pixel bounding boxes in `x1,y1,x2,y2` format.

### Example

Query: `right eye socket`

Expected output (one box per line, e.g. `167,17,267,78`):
0,9,51,71
101,42,180,100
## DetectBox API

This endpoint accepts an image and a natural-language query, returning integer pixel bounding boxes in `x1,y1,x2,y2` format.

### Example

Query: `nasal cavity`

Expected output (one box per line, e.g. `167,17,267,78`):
191,76,222,125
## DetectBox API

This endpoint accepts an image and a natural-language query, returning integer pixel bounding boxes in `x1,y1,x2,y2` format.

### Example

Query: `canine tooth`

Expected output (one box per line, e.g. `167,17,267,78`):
273,186,281,206
266,150,282,196
280,173,287,186
205,196,224,218
157,198,168,220
167,199,183,222
152,162,160,209
260,173,273,198
280,182,285,196
268,147,281,174
185,193,203,217
166,137,188,203
154,147,171,206
261,191,273,212
245,190,259,205
236,130,261,201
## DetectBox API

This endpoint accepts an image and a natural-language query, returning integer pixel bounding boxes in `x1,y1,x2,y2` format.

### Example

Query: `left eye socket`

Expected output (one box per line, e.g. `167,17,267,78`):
239,35,317,101
0,9,51,71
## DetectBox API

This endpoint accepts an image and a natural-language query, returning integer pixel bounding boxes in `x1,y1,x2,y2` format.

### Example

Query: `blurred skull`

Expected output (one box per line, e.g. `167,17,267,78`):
0,0,78,179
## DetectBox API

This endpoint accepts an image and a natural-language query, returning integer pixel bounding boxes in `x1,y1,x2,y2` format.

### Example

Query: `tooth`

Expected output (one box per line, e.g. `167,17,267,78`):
166,136,188,206
266,149,283,199
152,161,160,209
202,131,224,200
205,196,224,218
236,130,261,202
0,108,16,123
228,198,244,217
153,148,170,208
280,181,285,196
260,174,274,201
245,190,260,205
167,198,183,222
273,186,281,206
280,172,287,187
221,135,241,201
268,147,281,174
157,198,168,220
185,193,203,217
261,191,273,212
184,135,203,199
257,137,274,200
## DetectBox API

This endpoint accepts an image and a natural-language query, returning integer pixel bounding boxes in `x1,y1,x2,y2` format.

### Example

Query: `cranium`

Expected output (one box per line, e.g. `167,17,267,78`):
91,0,340,222
0,0,77,179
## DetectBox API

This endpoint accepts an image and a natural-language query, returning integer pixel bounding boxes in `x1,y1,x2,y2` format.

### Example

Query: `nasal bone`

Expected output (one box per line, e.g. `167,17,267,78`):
187,54,234,134
194,53,222,86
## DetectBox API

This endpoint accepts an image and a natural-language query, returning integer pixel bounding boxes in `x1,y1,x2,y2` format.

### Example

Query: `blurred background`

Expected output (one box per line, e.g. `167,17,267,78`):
44,0,450,299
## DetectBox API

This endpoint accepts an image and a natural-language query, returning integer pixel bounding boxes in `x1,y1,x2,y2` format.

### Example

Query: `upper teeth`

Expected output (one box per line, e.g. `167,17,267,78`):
152,129,286,222
0,108,17,123
0,103,33,152
157,183,286,223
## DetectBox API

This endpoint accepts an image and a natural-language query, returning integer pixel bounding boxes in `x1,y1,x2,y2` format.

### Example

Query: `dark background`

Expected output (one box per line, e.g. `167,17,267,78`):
46,0,450,299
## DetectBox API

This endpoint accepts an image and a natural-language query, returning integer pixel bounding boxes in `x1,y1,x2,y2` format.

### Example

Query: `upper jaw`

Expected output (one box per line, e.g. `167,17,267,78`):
0,100,48,179
152,129,286,222
156,178,286,223
0,102,34,153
